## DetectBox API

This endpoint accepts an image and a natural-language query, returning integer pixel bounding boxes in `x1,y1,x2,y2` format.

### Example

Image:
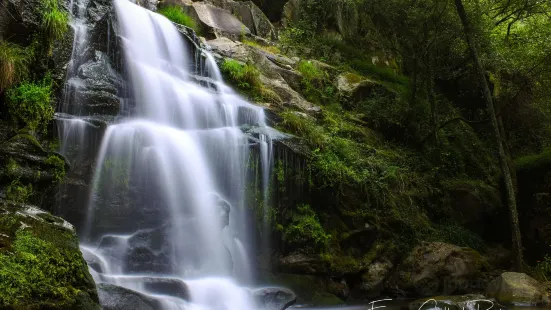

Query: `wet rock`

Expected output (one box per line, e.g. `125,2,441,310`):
210,0,276,39
252,287,297,310
357,260,393,298
191,2,251,38
327,278,349,300
391,242,485,296
66,51,123,115
410,294,506,310
278,253,328,274
486,272,550,306
98,283,162,310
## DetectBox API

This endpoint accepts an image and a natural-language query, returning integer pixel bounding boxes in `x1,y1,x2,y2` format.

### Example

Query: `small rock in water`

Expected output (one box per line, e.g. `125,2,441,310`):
252,287,297,310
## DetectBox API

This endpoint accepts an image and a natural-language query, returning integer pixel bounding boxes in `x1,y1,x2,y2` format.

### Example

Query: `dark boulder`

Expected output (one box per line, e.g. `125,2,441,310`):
252,287,297,310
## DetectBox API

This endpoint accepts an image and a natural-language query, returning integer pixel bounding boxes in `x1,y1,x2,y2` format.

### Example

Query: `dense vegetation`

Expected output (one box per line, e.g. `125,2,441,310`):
250,0,551,277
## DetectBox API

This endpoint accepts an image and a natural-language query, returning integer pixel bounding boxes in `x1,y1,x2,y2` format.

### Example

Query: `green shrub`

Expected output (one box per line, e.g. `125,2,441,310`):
6,78,54,132
0,41,30,92
41,0,69,51
6,179,33,203
158,6,197,30
284,204,330,250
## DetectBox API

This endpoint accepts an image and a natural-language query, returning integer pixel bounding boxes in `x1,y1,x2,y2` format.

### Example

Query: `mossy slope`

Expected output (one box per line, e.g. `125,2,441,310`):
0,200,99,309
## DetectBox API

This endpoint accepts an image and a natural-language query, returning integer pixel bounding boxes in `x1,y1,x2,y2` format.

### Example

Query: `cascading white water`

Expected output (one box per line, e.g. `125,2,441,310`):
79,0,273,308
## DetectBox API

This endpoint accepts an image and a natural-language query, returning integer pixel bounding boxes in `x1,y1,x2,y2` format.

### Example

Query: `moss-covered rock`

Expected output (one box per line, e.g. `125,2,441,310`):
486,272,550,306
390,242,486,297
0,200,99,309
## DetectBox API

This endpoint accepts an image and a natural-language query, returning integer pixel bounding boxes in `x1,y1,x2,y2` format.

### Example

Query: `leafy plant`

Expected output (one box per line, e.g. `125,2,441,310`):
536,254,551,281
284,204,330,250
0,41,30,92
6,77,54,132
158,6,197,30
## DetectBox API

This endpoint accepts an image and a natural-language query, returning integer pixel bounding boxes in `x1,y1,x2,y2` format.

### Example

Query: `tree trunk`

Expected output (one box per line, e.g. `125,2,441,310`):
454,0,523,271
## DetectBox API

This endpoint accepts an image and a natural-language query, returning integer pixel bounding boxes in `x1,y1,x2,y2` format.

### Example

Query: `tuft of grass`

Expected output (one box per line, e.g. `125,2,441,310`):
41,0,69,52
158,6,197,30
0,41,30,92
6,77,54,132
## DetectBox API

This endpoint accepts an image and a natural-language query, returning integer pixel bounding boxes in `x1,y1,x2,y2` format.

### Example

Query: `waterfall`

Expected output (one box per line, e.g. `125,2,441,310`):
59,0,275,308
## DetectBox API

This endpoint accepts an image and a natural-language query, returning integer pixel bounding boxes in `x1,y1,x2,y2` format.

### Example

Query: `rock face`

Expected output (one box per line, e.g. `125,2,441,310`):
336,72,396,104
207,37,316,112
0,200,100,309
98,283,162,310
209,0,276,39
391,242,485,296
357,260,393,298
486,272,550,306
252,287,297,310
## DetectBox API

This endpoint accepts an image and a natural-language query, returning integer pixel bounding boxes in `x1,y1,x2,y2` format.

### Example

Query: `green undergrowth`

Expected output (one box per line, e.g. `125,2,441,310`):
6,77,54,133
158,5,197,30
221,59,281,104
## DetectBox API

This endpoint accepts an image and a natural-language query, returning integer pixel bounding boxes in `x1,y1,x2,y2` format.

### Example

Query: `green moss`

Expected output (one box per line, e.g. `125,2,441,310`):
45,154,65,183
158,6,197,30
6,158,19,176
515,147,551,172
284,204,331,250
0,41,30,91
0,208,97,310
6,78,54,132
